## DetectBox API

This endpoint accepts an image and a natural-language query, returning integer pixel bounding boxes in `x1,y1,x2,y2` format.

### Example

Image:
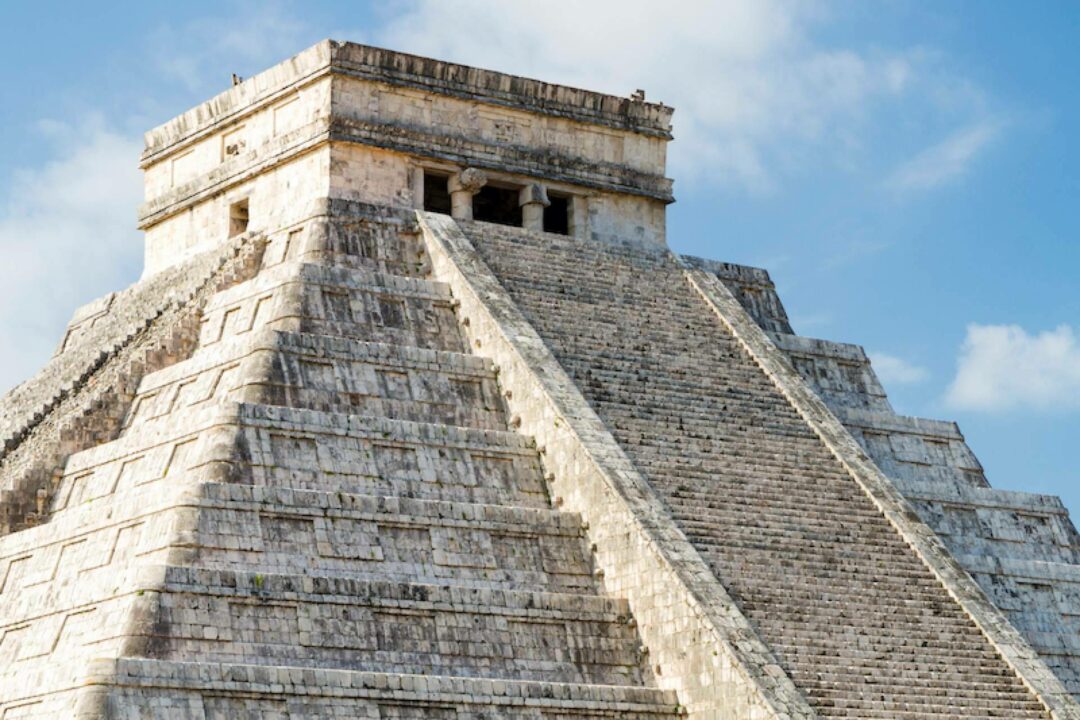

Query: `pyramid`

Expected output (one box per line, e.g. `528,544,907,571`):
0,40,1077,719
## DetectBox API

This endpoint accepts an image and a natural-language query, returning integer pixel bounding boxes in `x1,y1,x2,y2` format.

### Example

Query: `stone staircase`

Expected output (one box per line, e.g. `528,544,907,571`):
0,215,680,718
741,300,1080,698
467,221,1050,719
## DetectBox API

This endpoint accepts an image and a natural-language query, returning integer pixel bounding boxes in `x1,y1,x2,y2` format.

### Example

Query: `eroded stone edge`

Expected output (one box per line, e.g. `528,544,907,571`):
418,210,816,720
683,263,1080,720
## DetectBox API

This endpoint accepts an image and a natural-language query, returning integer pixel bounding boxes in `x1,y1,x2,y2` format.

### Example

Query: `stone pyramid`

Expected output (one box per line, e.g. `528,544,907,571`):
0,40,1078,719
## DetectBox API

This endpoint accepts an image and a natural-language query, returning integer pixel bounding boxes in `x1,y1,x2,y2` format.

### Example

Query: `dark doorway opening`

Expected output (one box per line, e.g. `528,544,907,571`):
473,185,522,227
229,199,250,237
423,171,452,214
544,194,570,235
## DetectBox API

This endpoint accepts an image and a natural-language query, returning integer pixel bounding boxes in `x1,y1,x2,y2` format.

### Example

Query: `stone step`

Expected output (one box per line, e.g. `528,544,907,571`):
628,437,847,467
125,330,507,430
147,566,646,685
809,700,1045,718
745,589,974,617
88,658,682,718
808,691,1045,717
676,509,917,546
797,663,1031,689
656,463,864,491
768,628,1012,662
190,483,598,593
819,710,1040,719
667,486,902,523
755,606,983,635
200,261,466,352
701,553,950,593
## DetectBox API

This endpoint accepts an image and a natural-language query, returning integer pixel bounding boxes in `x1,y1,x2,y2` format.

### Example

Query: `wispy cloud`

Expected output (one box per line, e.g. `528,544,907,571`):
147,1,315,93
822,237,891,270
869,352,929,386
0,117,143,393
886,119,1003,193
945,323,1080,412
369,0,969,194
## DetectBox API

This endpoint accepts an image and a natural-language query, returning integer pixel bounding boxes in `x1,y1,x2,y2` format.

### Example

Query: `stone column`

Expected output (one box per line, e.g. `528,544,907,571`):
448,168,487,220
518,183,550,232
410,166,425,210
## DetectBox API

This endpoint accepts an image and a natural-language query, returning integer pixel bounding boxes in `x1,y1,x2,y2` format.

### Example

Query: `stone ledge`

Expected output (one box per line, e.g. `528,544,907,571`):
159,565,629,618
194,481,582,534
140,102,673,230
139,121,328,228
85,658,681,712
231,401,536,452
329,115,675,202
133,329,495,399
768,332,871,363
204,261,453,312
962,554,1080,583
143,40,673,161
834,405,965,439
899,479,1071,515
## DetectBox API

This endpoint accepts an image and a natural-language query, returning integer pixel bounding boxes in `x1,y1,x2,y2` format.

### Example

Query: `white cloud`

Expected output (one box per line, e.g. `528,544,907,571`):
869,352,929,385
0,118,143,393
886,120,1002,193
369,0,939,193
945,324,1080,412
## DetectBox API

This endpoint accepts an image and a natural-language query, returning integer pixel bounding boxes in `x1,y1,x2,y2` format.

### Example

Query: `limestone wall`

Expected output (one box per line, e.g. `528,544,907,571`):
142,77,332,201
143,142,330,275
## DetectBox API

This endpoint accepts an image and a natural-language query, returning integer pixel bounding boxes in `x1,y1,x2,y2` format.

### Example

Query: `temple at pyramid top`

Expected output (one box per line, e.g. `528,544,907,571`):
140,39,675,274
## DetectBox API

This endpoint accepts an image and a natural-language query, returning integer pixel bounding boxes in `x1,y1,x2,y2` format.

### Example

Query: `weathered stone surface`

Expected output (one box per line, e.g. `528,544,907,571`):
1,38,1077,720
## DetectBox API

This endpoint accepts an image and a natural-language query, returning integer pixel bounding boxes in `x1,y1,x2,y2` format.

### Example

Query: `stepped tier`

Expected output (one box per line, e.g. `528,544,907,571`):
78,659,679,719
199,262,465,352
0,208,675,718
146,565,646,685
125,330,507,431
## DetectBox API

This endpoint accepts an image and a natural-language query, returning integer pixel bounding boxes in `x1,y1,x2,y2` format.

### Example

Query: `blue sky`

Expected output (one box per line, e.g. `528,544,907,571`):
0,1,1077,513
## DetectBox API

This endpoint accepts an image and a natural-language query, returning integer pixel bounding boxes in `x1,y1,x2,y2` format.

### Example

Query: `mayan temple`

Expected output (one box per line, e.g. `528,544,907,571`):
2,38,1080,719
